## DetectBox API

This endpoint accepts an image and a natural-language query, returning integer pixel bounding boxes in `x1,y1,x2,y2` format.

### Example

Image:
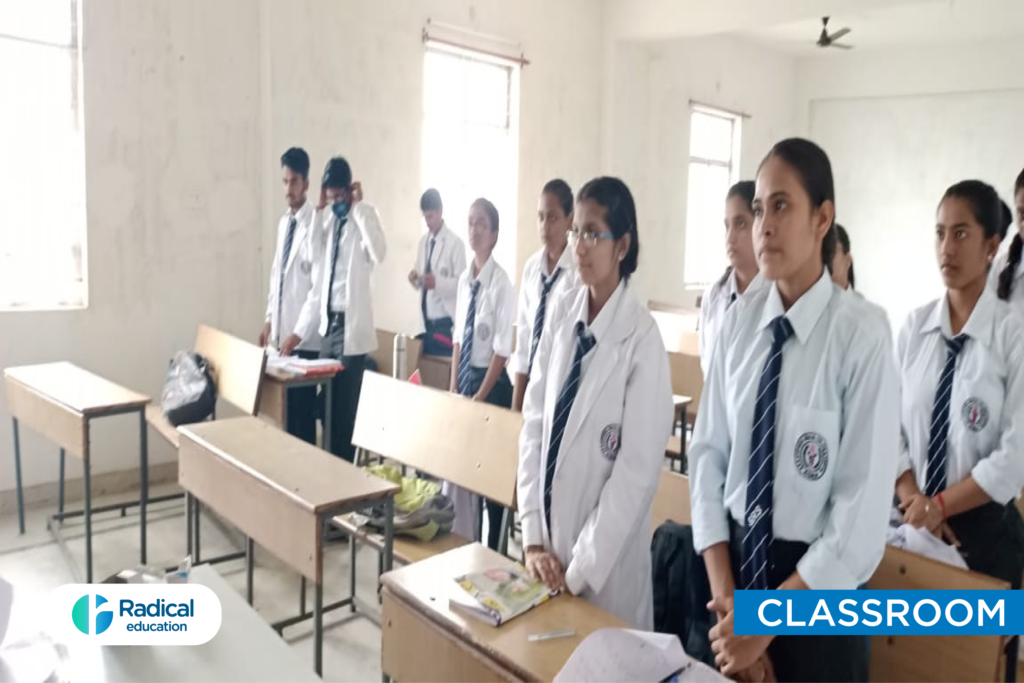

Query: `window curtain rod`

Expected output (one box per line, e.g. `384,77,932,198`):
689,99,751,120
422,29,529,67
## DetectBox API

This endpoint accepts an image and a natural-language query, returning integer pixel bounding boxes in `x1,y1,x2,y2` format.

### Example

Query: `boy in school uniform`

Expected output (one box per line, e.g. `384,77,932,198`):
259,147,323,444
307,157,387,462
408,189,466,356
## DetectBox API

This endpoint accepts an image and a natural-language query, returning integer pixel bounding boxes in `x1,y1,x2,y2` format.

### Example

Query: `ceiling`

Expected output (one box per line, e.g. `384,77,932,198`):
734,0,1024,54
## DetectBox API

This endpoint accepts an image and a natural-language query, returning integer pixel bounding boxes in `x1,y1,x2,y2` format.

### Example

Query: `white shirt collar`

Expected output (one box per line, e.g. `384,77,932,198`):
575,279,627,346
470,255,497,287
760,270,833,345
919,287,996,349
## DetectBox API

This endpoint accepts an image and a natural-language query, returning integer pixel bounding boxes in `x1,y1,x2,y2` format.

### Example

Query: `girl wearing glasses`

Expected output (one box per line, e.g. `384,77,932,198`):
517,176,673,628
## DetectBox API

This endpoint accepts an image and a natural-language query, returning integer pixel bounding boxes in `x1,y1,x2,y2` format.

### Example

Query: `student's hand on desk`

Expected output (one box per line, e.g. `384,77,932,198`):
899,493,943,532
708,597,773,677
279,334,302,357
525,546,566,592
422,273,436,290
259,322,271,348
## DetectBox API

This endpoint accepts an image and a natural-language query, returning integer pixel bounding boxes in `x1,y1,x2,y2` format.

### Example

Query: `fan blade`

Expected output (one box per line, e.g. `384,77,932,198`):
830,42,854,50
828,27,851,41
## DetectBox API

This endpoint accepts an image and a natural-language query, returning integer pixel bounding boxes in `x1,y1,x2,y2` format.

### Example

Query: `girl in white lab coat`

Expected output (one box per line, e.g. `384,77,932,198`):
690,139,899,682
517,177,673,629
896,180,1024,590
698,181,767,376
447,198,516,550
990,169,1024,313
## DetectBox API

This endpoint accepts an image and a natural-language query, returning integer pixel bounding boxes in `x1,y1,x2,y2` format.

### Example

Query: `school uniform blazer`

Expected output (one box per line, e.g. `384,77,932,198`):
265,201,323,351
308,201,387,356
518,281,674,629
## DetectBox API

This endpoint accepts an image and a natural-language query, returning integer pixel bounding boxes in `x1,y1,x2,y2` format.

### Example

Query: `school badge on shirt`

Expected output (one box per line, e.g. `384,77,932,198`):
794,432,828,481
301,261,312,275
477,323,492,342
961,398,989,432
600,424,621,461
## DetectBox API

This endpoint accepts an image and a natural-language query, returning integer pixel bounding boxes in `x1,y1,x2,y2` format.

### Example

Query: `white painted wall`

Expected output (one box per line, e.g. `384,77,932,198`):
0,0,605,493
797,40,1024,330
602,35,799,306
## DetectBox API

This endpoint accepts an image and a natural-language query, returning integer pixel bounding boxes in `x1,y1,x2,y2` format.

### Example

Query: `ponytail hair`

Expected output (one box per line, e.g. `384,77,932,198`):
835,224,855,290
997,170,1024,301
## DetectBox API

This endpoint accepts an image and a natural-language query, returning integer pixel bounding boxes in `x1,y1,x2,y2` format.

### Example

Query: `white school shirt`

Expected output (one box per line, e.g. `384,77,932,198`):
453,256,516,369
988,248,1024,319
698,269,767,376
264,201,323,351
512,246,578,378
689,271,900,590
413,223,467,321
307,202,387,356
896,288,1024,504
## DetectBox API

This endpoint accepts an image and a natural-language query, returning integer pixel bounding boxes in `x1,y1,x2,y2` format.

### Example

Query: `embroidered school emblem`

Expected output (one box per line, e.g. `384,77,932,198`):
300,261,312,275
961,398,989,432
747,505,764,527
600,424,621,461
440,267,450,277
794,432,829,481
477,323,491,342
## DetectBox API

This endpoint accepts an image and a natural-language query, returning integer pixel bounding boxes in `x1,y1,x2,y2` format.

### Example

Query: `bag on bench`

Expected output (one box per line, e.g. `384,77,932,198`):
161,351,217,426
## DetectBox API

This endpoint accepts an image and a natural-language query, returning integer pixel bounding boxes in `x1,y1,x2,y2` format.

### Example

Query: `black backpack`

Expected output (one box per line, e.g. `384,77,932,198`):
161,351,216,426
651,521,715,668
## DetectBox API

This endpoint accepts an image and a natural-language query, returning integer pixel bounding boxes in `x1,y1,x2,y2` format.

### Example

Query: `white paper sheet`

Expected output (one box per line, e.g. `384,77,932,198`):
554,628,726,683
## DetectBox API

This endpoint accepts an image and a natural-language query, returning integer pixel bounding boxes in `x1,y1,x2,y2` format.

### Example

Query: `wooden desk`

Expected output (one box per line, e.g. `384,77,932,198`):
4,362,151,582
380,543,625,682
418,354,453,391
61,564,319,682
177,416,399,676
258,366,338,448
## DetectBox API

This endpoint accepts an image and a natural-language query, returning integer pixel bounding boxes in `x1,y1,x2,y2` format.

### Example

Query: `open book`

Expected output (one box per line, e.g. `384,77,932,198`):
554,629,726,683
266,354,344,377
449,566,554,626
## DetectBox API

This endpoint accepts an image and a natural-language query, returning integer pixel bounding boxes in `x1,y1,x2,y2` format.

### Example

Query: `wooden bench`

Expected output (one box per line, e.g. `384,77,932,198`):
335,371,522,574
145,324,267,450
868,545,1010,682
369,329,423,380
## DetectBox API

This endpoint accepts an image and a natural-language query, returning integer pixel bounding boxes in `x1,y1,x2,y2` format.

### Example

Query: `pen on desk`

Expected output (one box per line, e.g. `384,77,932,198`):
527,630,576,642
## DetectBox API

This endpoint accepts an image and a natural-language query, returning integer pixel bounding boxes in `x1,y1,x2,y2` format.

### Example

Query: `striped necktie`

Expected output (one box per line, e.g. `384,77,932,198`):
741,315,793,591
324,217,346,317
924,334,969,497
421,237,436,323
543,322,596,529
528,268,562,376
457,280,481,396
277,216,297,341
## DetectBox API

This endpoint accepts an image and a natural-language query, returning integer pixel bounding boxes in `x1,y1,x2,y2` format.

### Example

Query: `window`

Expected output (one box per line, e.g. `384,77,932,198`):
0,0,87,310
683,106,741,287
421,42,520,279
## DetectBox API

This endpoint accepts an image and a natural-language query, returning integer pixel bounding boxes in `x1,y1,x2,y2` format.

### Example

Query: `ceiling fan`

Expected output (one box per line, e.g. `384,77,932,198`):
817,16,854,50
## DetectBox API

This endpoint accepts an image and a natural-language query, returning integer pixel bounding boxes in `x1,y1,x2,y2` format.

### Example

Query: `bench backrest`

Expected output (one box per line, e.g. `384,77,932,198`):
667,351,703,419
195,324,266,416
651,470,690,535
867,545,1008,682
353,372,521,508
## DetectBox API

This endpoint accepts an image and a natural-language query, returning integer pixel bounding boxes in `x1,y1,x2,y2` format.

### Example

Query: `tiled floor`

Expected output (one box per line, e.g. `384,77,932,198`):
0,484,389,682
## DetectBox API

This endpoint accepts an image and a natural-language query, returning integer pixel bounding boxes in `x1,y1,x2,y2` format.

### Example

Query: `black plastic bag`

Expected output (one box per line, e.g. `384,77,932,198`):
161,351,216,426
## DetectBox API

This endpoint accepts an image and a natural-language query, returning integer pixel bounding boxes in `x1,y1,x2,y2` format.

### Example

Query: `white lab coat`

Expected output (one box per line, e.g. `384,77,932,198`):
518,281,674,629
308,201,387,356
412,223,467,322
265,201,323,351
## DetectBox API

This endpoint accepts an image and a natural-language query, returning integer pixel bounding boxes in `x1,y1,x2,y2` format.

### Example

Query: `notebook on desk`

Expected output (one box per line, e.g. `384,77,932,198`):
449,566,555,626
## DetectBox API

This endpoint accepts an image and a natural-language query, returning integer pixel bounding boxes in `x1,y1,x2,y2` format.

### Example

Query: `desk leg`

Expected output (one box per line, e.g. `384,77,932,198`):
13,418,24,535
194,497,201,563
83,422,93,584
681,405,689,473
185,492,193,559
300,577,306,615
58,449,65,523
382,497,394,574
139,409,148,565
246,537,255,605
323,380,334,453
497,507,510,558
349,535,358,613
314,516,325,677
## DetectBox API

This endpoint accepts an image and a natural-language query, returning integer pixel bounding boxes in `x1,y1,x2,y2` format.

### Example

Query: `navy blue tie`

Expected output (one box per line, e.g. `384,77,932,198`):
544,322,596,529
421,237,436,323
925,334,969,497
277,216,297,341
325,217,346,316
458,281,481,396
741,315,793,591
528,268,562,376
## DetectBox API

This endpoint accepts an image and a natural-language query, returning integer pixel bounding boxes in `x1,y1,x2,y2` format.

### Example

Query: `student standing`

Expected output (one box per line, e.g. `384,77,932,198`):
447,198,515,549
829,224,857,292
409,189,466,356
518,177,673,629
990,169,1024,314
690,139,899,681
896,180,1024,589
698,181,767,376
511,180,579,412
307,157,386,463
259,147,323,444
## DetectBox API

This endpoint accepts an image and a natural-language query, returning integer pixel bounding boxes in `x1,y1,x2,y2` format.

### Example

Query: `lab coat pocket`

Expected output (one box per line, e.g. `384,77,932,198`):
776,406,839,519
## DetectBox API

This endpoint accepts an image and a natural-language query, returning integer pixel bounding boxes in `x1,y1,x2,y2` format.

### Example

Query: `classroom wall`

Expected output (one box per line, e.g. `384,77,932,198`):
0,0,605,493
797,39,1024,331
602,35,799,307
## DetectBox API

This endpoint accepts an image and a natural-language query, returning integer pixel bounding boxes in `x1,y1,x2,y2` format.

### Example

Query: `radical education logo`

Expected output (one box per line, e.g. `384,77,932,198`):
52,584,222,645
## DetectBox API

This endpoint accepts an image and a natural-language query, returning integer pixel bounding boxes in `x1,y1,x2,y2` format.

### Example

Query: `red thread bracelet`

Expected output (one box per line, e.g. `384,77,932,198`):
936,492,948,520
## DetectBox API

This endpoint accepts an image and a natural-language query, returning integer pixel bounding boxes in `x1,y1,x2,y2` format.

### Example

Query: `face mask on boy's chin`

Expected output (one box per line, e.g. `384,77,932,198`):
331,200,351,221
